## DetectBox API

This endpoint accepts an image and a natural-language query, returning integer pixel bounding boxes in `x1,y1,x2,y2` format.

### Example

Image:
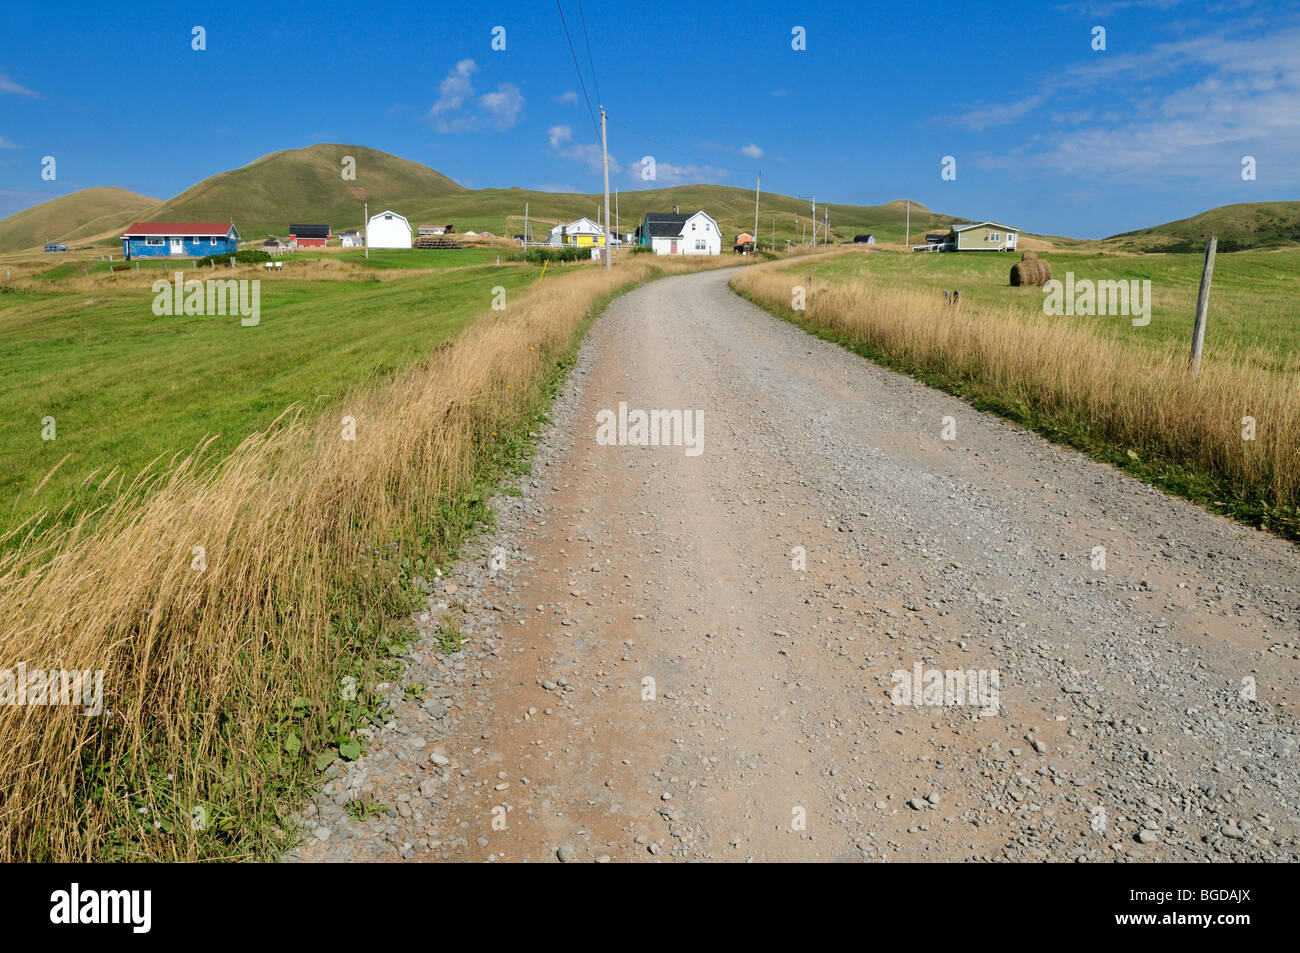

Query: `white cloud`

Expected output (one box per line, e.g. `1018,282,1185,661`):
480,82,524,130
937,21,1300,186
428,60,525,132
942,91,1052,132
430,59,479,116
555,91,580,105
741,143,763,159
0,73,39,98
544,125,615,176
624,161,730,187
0,136,20,149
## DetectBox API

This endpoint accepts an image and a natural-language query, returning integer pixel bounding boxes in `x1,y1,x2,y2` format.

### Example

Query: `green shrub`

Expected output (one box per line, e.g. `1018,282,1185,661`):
196,249,272,268
524,246,587,264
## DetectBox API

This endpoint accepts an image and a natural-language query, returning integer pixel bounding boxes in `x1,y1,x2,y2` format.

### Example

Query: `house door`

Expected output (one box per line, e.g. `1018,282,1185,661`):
169,238,183,255
670,239,678,254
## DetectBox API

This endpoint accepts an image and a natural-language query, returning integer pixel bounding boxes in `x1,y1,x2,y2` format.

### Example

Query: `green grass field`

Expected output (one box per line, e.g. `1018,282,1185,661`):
0,258,545,534
795,246,1300,373
30,245,523,280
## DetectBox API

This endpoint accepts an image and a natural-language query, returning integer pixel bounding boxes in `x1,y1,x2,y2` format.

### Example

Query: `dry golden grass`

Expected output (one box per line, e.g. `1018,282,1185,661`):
0,253,731,861
732,263,1300,522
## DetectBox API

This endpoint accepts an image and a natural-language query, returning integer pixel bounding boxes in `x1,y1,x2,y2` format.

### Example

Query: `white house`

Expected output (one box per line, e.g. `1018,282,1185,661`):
641,210,720,255
548,217,605,247
339,229,364,247
366,210,412,249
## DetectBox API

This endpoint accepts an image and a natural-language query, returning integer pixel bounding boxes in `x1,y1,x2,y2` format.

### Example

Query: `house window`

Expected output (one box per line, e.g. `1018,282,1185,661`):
209,238,219,245
145,237,164,246
988,232,1000,241
695,239,706,251
691,223,697,231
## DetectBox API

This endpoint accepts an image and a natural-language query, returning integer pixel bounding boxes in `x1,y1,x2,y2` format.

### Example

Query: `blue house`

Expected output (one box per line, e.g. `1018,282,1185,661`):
121,221,240,259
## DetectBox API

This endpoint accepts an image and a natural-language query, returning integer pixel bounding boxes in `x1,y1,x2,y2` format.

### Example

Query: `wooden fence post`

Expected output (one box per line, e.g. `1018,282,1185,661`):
1188,235,1217,375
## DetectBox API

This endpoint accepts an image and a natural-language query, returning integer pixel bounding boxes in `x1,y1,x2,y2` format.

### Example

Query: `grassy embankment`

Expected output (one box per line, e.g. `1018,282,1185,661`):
731,246,1300,539
0,251,735,861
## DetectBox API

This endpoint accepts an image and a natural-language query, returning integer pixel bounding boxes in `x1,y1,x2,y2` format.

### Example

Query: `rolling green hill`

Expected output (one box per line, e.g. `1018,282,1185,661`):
148,143,465,240
0,186,159,253
0,144,959,252
144,143,960,245
1105,201,1300,252
455,189,960,246
4,146,1298,255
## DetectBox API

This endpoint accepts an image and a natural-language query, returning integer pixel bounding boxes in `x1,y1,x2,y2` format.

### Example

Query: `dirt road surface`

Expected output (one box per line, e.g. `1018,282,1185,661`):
290,267,1300,863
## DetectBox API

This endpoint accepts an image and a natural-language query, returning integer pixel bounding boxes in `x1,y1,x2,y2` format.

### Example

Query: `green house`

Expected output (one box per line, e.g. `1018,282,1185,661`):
949,222,1019,251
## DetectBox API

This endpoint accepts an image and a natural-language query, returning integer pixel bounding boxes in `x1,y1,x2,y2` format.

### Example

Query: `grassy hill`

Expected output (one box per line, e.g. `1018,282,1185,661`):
147,143,465,240
0,186,158,253
0,144,960,252
5,146,1298,255
454,188,961,247
1104,201,1300,252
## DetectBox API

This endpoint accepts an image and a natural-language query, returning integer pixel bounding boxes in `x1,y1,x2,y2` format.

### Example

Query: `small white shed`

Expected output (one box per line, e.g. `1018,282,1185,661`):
366,210,412,249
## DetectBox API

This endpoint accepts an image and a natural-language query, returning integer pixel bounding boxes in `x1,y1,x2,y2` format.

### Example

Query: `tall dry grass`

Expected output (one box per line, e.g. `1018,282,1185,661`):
732,265,1300,526
0,255,726,861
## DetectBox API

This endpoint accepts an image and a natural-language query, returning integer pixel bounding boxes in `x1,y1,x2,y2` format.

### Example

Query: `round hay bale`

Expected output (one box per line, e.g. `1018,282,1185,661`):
1021,250,1038,261
1010,260,1051,287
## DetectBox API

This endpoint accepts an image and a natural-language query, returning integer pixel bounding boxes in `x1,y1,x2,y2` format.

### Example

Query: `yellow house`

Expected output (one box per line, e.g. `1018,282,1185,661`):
548,217,605,247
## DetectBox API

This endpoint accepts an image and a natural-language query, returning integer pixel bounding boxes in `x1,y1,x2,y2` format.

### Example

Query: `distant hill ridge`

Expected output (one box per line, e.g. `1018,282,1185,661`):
0,187,159,253
4,143,1295,254
0,144,958,252
1104,201,1300,252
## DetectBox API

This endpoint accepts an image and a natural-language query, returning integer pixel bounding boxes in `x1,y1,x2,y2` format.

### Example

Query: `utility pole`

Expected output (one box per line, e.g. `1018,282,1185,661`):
615,187,619,249
811,194,816,247
524,201,529,251
601,106,611,270
824,207,829,246
753,172,761,254
905,200,910,251
1188,235,1217,375
364,201,368,260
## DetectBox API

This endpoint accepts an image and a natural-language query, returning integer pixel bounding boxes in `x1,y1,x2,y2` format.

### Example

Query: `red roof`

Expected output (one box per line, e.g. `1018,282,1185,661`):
122,222,234,237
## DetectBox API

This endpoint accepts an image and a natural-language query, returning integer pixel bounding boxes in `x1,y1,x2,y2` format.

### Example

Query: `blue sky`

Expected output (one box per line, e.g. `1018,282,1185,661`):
1,0,1297,238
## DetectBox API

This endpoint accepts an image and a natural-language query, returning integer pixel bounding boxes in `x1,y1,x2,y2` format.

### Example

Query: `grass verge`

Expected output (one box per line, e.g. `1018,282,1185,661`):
730,260,1300,542
0,256,715,861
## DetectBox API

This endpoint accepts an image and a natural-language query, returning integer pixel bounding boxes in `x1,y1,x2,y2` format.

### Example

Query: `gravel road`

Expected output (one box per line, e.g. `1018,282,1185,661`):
289,266,1299,863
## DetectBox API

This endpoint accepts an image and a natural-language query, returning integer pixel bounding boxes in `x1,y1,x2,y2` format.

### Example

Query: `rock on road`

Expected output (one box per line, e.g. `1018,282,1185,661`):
290,267,1300,863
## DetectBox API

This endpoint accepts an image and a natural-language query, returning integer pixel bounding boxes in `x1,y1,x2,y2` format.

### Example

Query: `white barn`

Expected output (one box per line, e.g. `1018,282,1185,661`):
642,210,720,255
366,210,412,249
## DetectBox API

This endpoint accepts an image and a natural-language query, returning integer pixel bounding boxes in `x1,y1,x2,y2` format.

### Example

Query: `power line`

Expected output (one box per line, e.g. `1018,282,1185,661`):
555,0,600,139
577,0,602,107
604,114,713,168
